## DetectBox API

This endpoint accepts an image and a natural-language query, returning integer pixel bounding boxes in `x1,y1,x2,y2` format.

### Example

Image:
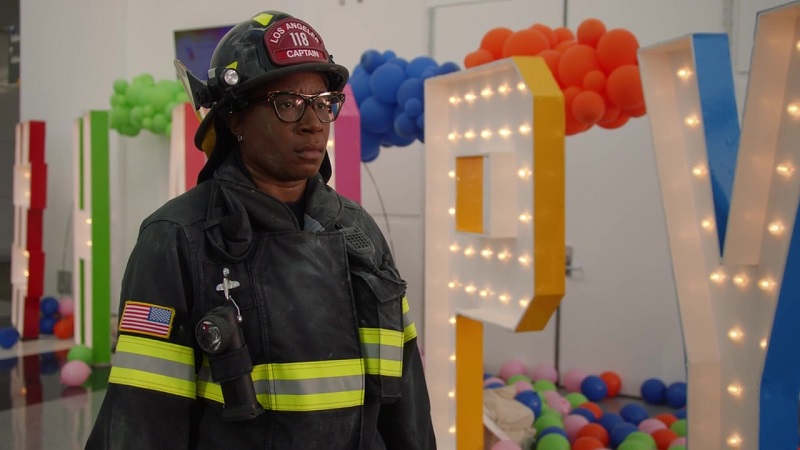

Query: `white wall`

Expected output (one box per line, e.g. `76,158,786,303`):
20,0,780,400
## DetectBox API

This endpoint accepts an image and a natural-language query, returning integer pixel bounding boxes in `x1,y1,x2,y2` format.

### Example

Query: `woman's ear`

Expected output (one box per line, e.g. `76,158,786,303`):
226,111,243,137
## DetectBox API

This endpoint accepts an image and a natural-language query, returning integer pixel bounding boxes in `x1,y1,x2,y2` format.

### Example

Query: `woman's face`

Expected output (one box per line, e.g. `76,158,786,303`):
229,71,330,187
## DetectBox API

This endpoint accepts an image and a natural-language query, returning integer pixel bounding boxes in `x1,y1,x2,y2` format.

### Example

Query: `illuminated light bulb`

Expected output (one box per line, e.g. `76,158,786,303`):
517,82,526,92
480,249,494,259
767,221,785,235
518,124,531,135
684,115,701,127
23,270,29,278
449,243,460,252
732,274,748,287
498,294,510,303
448,207,456,216
447,281,457,289
692,165,707,177
448,96,460,105
758,278,776,291
449,317,456,325
519,299,529,308
497,251,511,261
518,255,531,266
518,168,532,179
449,354,456,362
23,250,29,258
760,338,768,349
464,130,476,140
24,191,30,198
465,285,477,294
464,247,476,257
727,384,743,397
448,391,455,398
447,132,458,142
448,426,456,434
796,40,800,51
480,129,493,139
448,170,456,179
776,163,795,177
728,328,744,341
709,271,725,283
676,67,693,79
701,219,714,230
498,128,512,138
787,103,800,116
327,139,334,148
24,171,30,179
464,92,477,103
478,289,489,298
498,84,510,94
480,87,493,98
519,213,532,223
87,240,93,247
86,218,92,225
726,434,742,447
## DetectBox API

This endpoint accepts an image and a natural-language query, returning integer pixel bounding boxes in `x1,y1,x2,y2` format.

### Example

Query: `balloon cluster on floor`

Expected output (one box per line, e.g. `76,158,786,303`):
486,359,688,450
348,50,460,162
109,74,190,137
60,344,94,387
39,295,75,339
465,19,645,136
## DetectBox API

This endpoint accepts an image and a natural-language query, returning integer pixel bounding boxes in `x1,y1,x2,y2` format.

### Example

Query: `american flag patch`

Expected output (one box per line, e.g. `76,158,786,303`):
118,301,175,339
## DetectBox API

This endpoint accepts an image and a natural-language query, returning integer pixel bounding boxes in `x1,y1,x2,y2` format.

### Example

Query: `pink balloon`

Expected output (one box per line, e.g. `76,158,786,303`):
550,397,572,416
491,440,522,450
669,437,687,448
530,363,559,383
484,376,505,387
514,380,534,393
59,296,75,317
639,418,667,434
564,414,590,441
499,359,527,381
542,390,563,406
60,360,92,387
562,368,588,392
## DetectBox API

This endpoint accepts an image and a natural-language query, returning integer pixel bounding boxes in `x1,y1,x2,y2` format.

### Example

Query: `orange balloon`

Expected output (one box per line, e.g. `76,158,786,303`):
565,108,590,135
573,90,605,125
480,27,514,59
583,70,606,94
503,28,550,57
578,402,603,420
600,104,621,123
652,428,679,450
597,28,640,73
558,44,601,88
599,371,622,397
606,64,644,109
654,413,678,428
577,18,606,47
577,423,610,447
626,103,647,117
554,26,575,43
598,111,629,129
464,49,495,69
531,23,559,48
572,436,605,450
555,39,577,53
538,49,562,80
53,318,74,340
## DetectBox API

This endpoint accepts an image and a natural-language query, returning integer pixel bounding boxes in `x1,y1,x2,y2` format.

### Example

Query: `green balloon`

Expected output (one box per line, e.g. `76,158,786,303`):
165,123,172,137
133,73,155,86
174,90,189,104
535,433,569,450
533,379,557,392
164,102,178,117
67,345,94,365
112,79,129,95
142,117,153,130
670,419,687,437
564,392,588,409
539,407,562,419
130,106,144,127
126,84,144,106
617,440,650,450
533,414,563,432
110,93,126,108
142,105,154,118
668,446,686,450
152,113,168,134
109,106,131,130
149,85,174,111
625,431,656,448
118,125,141,137
507,374,531,385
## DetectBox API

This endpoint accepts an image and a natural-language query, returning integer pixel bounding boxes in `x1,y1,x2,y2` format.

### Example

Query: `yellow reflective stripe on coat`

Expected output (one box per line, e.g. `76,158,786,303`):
196,358,365,412
109,334,196,399
402,296,417,342
359,328,403,377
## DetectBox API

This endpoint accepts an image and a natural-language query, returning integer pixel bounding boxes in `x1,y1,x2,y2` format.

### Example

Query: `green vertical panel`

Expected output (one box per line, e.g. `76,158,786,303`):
79,258,85,342
90,110,111,365
79,117,85,210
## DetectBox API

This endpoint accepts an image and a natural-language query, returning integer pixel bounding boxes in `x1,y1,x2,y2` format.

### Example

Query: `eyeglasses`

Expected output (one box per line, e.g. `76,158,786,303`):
250,91,346,123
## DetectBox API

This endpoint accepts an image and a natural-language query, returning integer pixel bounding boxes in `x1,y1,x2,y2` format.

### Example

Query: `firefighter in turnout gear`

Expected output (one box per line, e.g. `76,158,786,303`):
86,10,436,449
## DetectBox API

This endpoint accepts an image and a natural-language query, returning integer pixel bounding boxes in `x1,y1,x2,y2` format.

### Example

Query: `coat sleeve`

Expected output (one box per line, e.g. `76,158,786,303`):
85,220,199,450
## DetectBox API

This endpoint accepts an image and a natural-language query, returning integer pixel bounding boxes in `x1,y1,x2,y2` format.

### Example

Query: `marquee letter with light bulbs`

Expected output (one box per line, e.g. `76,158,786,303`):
640,2,800,448
424,57,565,449
11,121,47,340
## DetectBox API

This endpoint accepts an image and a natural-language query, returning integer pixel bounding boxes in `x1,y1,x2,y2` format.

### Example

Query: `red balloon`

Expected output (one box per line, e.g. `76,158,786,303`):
626,103,647,117
572,90,605,125
538,50,562,80
583,70,607,94
606,64,644,110
577,423,610,447
654,413,678,427
572,436,605,450
558,45,601,88
53,318,74,340
600,104,621,124
597,28,640,73
464,49,494,68
555,39,577,53
598,111,629,129
577,18,606,47
600,371,622,398
531,23,559,48
503,28,550,57
652,428,679,450
480,27,514,59
554,26,575,43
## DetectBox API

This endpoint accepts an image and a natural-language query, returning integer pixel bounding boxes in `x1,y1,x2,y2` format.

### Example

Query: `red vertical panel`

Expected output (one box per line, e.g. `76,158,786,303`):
25,209,43,251
27,121,45,163
28,162,47,209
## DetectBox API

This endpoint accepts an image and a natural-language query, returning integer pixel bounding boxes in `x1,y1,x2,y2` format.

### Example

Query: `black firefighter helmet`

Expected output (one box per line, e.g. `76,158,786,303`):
175,11,349,183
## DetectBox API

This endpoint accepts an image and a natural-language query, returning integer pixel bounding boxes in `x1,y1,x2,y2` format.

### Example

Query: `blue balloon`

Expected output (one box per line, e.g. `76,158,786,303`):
416,112,425,131
538,426,567,440
348,74,372,106
369,64,406,104
673,408,687,419
396,78,424,109
0,327,20,349
437,61,461,75
619,403,649,425
484,381,505,389
0,357,18,370
570,407,596,423
514,390,542,417
641,378,667,404
41,296,60,316
404,98,423,119
483,373,493,380
666,382,687,408
406,56,437,78
385,57,409,71
580,375,608,402
360,130,381,162
381,49,397,61
420,66,438,80
352,64,366,78
360,49,384,73
609,422,638,448
359,96,395,134
40,316,57,334
382,128,415,148
598,412,624,432
394,113,417,138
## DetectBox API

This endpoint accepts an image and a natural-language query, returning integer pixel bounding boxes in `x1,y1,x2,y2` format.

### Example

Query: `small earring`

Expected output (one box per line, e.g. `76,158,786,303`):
237,135,243,142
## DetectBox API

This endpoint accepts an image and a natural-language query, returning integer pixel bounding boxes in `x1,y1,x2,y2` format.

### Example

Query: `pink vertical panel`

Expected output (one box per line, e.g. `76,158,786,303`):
183,103,206,190
333,84,361,203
